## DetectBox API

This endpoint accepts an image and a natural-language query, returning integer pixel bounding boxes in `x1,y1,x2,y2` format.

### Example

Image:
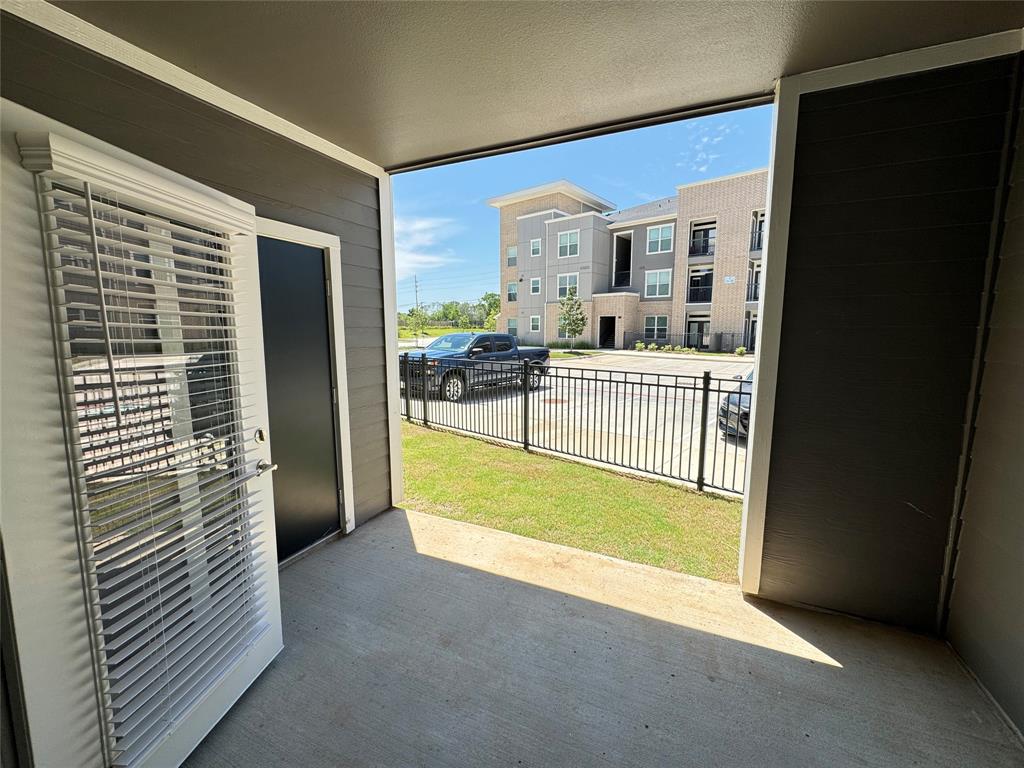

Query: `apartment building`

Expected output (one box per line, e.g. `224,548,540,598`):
490,170,768,350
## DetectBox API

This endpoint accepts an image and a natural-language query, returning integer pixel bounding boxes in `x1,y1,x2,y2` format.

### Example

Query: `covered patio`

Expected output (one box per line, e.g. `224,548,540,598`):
185,509,1022,767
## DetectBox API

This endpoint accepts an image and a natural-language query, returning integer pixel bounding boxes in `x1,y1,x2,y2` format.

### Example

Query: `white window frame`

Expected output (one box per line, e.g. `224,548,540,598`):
557,272,580,299
645,268,672,298
530,238,542,257
646,223,675,255
530,277,542,295
644,315,669,341
507,318,518,335
530,315,541,332
558,229,580,258
506,244,518,266
507,281,518,301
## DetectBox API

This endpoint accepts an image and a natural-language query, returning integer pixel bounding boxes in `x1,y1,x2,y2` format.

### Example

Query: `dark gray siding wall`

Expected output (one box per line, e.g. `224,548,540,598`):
0,15,393,524
947,96,1024,731
759,57,1019,632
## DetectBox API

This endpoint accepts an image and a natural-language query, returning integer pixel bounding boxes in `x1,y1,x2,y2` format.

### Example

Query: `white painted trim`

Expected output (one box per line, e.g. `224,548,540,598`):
645,222,675,255
644,268,673,299
255,217,357,534
530,277,542,295
676,167,769,190
607,213,678,230
487,180,615,211
2,0,385,180
736,28,1024,595
530,315,541,332
516,208,569,220
557,228,581,258
378,174,405,506
544,210,612,224
556,271,580,298
785,29,1023,96
530,238,542,257
17,131,253,232
611,230,634,287
643,314,670,341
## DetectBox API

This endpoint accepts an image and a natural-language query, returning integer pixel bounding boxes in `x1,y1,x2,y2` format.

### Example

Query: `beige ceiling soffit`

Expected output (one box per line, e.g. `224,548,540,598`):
785,28,1024,95
1,0,387,180
390,92,773,174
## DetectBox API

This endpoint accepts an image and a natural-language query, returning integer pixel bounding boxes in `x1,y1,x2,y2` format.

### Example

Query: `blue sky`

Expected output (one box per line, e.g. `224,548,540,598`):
392,104,773,310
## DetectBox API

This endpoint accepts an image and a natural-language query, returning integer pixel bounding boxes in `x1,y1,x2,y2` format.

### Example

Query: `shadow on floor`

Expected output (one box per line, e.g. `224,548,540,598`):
185,509,1022,768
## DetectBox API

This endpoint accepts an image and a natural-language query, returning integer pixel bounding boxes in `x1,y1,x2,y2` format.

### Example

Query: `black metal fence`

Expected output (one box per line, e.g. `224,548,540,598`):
400,354,750,495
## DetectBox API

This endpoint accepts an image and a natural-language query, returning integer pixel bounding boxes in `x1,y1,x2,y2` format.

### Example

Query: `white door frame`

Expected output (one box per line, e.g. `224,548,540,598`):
256,217,357,535
738,29,1024,594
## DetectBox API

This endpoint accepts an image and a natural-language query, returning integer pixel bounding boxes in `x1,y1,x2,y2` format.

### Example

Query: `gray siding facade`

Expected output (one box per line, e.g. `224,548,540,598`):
1,14,394,525
947,86,1024,732
759,56,1019,633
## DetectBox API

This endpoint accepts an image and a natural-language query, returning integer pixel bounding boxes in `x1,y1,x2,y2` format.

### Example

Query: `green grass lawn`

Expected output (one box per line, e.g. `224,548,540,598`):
402,422,741,583
398,326,486,339
548,349,604,359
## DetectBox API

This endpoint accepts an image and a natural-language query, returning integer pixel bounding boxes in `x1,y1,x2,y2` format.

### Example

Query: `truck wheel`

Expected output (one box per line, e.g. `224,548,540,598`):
441,372,465,402
526,364,544,391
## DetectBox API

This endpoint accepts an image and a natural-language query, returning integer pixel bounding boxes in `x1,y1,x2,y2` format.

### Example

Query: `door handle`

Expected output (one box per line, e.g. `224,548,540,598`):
256,460,279,476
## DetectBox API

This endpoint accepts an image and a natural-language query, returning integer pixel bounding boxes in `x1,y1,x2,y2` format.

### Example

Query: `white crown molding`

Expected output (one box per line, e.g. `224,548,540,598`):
18,131,255,233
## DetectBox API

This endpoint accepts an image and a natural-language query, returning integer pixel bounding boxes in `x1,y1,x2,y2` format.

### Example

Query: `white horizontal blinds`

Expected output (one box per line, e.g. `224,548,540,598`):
37,176,269,767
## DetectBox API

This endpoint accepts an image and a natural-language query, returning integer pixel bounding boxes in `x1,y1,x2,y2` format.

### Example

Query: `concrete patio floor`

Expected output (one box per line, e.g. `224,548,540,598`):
185,509,1024,768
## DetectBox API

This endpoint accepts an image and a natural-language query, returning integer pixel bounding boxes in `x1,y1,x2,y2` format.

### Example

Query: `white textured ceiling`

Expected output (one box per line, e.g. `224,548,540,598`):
55,1,1024,170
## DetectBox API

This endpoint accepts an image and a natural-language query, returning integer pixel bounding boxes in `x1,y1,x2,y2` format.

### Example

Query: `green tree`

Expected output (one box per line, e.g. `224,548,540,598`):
406,306,428,339
480,291,500,331
558,288,587,350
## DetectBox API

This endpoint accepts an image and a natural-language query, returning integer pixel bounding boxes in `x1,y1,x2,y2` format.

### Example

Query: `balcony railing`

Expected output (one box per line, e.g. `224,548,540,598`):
750,230,764,251
613,270,631,287
689,238,715,257
747,282,760,302
687,286,713,303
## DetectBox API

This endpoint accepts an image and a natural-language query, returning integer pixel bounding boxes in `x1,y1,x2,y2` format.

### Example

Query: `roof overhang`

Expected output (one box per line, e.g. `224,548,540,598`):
487,181,615,212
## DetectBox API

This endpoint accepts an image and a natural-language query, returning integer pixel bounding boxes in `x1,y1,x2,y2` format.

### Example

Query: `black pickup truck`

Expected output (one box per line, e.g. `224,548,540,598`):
401,332,550,402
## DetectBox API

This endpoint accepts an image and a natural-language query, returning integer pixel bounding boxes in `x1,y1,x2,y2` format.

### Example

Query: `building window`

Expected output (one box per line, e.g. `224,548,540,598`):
530,238,542,257
558,230,579,258
530,315,541,332
751,211,765,251
507,282,518,302
557,272,579,299
644,315,668,341
506,245,518,266
689,220,716,256
558,324,573,340
507,318,518,336
530,277,541,295
646,224,674,255
645,269,671,298
688,268,713,303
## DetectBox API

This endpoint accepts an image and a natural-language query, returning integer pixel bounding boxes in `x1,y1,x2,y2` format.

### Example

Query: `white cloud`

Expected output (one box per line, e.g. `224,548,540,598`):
674,119,740,175
393,216,460,281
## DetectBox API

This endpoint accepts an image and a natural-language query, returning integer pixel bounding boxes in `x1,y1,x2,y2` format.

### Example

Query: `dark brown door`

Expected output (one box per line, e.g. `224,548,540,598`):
257,236,341,560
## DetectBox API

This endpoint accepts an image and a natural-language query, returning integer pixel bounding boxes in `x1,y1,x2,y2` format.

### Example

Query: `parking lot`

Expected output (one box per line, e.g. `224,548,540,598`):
402,352,754,495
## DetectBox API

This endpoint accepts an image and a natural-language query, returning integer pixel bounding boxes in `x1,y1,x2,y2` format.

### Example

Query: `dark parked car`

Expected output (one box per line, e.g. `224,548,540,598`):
401,333,550,402
719,370,753,438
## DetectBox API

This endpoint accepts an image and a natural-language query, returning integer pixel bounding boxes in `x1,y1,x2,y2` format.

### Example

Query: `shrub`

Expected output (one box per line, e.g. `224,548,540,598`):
734,346,747,356
673,345,684,353
548,340,595,349
646,342,659,351
635,341,646,351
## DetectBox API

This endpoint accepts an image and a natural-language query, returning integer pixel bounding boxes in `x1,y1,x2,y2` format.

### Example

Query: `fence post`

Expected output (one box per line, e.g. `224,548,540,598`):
697,370,710,491
421,352,429,428
402,353,411,421
521,360,530,451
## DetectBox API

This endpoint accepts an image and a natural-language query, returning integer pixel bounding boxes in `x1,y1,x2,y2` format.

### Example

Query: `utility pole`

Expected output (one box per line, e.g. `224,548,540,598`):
414,274,422,347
